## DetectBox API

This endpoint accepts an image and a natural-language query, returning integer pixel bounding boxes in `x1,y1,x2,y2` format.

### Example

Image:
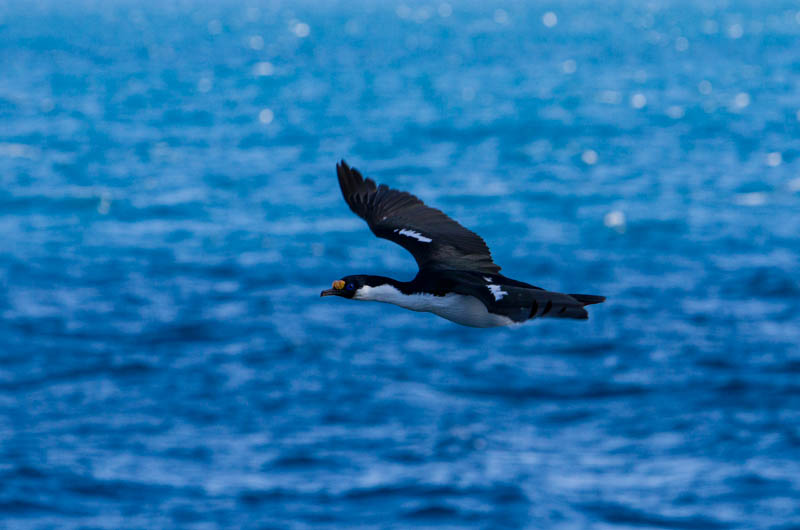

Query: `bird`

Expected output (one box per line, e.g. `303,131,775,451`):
321,160,605,328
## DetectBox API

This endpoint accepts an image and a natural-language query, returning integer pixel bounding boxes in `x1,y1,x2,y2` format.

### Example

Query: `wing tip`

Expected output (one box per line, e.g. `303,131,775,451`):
336,159,352,182
336,158,361,196
336,158,377,194
336,158,361,180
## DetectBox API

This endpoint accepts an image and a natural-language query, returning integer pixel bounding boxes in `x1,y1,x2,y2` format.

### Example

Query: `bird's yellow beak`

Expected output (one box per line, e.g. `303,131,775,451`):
320,280,346,297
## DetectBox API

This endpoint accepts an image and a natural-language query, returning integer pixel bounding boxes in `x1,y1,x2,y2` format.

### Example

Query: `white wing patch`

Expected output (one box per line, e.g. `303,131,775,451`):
394,228,432,243
487,284,508,301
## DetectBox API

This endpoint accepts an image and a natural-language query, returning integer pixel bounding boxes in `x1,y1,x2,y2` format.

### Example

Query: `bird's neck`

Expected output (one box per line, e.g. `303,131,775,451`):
354,276,414,302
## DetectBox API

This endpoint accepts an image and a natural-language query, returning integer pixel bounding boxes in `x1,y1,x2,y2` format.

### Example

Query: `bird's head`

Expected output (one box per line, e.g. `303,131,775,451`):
321,275,398,300
320,275,364,299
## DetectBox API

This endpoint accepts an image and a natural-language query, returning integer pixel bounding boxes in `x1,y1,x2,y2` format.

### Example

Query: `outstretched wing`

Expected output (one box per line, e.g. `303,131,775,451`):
336,160,501,273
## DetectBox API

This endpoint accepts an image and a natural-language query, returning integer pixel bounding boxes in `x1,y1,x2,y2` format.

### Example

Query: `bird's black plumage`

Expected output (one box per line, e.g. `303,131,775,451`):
325,160,605,326
337,160,500,274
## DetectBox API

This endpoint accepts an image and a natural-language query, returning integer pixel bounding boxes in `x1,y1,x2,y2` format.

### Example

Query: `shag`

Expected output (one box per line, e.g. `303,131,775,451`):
321,161,605,327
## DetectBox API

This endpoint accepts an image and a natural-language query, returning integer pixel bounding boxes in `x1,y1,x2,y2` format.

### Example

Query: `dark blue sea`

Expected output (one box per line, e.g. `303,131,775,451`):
2,1,800,528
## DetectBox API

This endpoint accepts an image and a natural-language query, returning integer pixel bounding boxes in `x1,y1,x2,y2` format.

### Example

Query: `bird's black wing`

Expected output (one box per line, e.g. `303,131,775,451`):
336,160,500,273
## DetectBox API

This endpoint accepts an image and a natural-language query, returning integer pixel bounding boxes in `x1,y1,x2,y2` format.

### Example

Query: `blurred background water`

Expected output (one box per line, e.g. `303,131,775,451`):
1,0,800,528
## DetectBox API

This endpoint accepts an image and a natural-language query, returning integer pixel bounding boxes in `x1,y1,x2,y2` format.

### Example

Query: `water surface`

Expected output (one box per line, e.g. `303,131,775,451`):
1,1,799,528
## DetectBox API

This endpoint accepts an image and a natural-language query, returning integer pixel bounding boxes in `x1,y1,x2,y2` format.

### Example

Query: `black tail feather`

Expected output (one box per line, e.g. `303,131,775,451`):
569,294,606,306
525,290,592,320
531,293,605,321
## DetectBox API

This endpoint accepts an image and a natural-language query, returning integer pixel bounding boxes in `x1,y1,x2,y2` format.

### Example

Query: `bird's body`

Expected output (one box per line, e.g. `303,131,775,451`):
355,282,515,328
321,161,605,327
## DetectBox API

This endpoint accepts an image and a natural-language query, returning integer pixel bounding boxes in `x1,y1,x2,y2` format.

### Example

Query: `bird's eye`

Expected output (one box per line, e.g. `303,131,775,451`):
346,283,355,291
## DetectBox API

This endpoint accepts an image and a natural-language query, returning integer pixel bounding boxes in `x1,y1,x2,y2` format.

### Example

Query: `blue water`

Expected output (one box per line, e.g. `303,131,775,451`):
2,1,800,528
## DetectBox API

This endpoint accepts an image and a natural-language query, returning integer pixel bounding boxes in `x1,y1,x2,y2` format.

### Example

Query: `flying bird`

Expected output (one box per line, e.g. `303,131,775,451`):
321,161,605,327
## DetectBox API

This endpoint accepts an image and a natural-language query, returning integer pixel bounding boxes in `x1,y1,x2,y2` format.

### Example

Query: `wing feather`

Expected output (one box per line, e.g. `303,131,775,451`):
336,160,500,273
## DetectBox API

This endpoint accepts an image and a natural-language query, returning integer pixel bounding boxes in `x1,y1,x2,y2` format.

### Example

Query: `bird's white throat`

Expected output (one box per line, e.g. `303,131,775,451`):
354,284,514,328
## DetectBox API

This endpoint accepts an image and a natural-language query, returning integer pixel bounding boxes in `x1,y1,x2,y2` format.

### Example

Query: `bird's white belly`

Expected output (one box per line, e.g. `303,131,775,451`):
355,285,514,328
419,293,514,328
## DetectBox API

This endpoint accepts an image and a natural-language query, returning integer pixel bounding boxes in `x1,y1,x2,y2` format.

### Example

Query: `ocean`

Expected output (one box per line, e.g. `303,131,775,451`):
1,1,799,528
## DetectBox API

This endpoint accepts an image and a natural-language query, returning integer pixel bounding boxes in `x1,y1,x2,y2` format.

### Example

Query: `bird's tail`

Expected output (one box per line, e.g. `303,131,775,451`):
569,294,606,306
524,291,605,320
